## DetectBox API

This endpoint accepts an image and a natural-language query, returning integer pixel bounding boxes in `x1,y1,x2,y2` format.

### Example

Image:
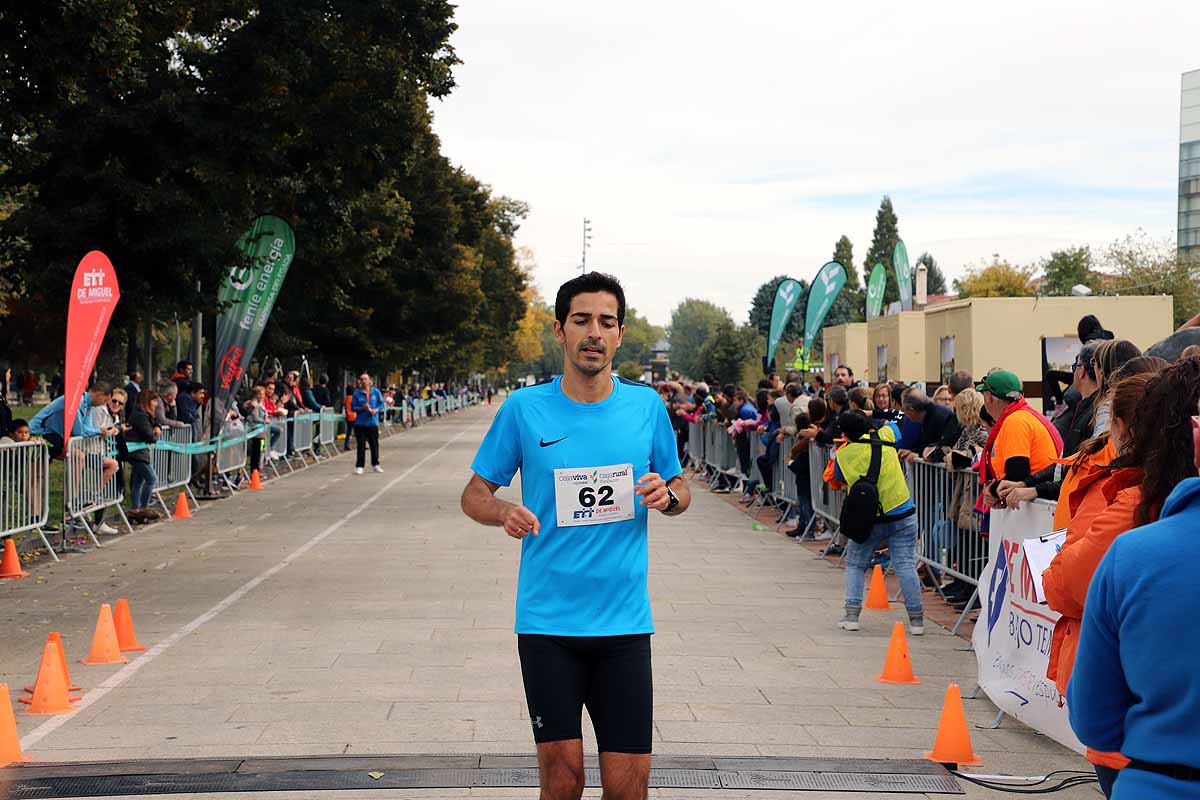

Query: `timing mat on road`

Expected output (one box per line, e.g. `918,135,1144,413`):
0,754,962,796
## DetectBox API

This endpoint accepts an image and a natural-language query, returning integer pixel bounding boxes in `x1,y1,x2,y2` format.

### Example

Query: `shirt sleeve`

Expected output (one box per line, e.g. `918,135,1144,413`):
1066,543,1135,753
650,399,683,482
76,396,101,437
470,399,523,486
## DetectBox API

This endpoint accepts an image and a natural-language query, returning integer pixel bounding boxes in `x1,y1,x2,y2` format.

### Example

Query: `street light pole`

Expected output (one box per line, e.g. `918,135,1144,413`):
580,217,592,273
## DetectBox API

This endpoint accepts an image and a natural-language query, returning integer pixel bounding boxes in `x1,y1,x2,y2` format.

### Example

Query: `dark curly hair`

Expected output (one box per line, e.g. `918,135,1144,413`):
1125,357,1200,525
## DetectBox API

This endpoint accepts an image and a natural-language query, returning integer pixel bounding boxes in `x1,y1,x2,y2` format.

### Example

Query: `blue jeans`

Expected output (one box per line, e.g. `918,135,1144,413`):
130,461,157,510
844,513,923,615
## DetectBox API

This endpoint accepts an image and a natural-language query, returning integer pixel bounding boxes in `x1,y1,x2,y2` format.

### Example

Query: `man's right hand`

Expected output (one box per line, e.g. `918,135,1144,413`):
500,504,540,539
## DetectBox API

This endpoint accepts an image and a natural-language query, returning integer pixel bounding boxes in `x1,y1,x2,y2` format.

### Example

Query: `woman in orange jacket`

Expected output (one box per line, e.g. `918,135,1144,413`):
1041,357,1200,797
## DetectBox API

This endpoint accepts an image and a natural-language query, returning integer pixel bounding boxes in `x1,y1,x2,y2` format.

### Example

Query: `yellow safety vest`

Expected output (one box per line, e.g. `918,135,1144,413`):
834,425,912,515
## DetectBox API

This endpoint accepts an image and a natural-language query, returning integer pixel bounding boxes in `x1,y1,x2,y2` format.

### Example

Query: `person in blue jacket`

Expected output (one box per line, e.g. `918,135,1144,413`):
351,372,384,475
29,383,109,459
1069,474,1200,799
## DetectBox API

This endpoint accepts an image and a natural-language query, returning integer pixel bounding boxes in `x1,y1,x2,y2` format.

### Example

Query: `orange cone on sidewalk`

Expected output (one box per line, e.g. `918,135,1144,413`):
80,604,128,666
0,684,30,766
926,683,982,766
0,538,29,579
24,632,81,694
864,564,890,610
18,640,81,714
173,491,192,519
876,621,921,685
248,469,264,490
113,598,146,652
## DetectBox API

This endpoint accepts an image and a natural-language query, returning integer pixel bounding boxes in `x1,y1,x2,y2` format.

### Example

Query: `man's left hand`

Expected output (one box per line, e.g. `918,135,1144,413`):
636,473,669,510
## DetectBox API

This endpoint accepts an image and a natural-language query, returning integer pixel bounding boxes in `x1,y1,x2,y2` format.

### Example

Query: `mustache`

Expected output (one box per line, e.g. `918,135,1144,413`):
579,339,606,351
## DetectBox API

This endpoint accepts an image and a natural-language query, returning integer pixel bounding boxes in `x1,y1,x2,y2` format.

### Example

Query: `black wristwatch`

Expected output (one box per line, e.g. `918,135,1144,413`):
661,485,680,514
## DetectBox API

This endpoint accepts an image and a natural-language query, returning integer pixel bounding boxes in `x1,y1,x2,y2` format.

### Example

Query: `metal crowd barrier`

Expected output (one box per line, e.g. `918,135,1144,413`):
686,421,705,470
318,407,337,447
152,426,197,516
215,420,251,489
0,440,55,560
64,435,131,546
808,443,845,536
293,410,316,458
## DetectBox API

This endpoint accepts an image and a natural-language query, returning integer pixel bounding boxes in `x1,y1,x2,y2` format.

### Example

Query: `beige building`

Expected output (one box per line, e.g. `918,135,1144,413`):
822,323,868,378
923,296,1173,389
866,312,926,383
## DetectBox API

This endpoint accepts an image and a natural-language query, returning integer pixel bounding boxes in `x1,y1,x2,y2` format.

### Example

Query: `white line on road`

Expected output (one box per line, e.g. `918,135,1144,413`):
256,512,272,521
231,526,246,534
192,539,217,552
153,561,171,571
20,418,481,750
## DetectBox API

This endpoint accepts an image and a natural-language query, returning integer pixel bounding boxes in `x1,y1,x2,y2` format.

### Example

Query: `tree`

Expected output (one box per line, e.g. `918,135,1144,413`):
915,252,948,295
619,308,666,370
862,196,901,306
1103,231,1199,328
1040,246,1093,297
953,258,1038,298
698,319,758,386
669,299,732,379
748,275,808,341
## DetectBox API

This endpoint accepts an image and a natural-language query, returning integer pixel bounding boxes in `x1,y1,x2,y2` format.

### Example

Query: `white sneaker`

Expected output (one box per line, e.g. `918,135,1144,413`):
97,522,119,535
355,467,364,475
837,618,861,631
373,465,383,473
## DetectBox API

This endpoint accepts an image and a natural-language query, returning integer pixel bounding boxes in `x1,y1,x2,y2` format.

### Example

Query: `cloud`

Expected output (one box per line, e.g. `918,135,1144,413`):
433,1,1200,326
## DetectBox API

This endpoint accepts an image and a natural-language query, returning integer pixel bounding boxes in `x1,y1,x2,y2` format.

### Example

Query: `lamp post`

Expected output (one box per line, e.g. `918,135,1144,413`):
579,217,592,273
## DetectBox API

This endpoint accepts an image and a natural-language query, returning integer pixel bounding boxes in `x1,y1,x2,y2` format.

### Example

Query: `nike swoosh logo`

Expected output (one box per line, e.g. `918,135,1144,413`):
539,437,567,448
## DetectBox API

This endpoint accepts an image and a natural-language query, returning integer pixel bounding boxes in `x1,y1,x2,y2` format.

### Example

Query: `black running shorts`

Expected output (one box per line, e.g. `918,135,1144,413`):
517,633,652,754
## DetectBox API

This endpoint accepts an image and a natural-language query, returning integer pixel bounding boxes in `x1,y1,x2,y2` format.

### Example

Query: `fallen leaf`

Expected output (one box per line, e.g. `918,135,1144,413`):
367,772,384,780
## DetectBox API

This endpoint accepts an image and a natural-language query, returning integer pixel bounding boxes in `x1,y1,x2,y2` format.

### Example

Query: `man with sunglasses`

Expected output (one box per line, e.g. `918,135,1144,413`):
1051,341,1101,458
89,387,130,533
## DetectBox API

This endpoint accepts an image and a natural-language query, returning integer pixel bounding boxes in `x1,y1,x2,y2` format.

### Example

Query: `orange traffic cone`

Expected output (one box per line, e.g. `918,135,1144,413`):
248,469,264,490
80,604,129,666
113,598,146,652
24,632,81,694
927,684,982,766
173,491,192,519
876,621,921,685
0,538,29,579
864,564,890,610
18,640,81,714
0,684,30,766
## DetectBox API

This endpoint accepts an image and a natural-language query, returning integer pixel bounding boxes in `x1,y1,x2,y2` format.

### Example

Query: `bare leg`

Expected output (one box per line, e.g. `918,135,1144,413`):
599,752,650,800
536,739,585,800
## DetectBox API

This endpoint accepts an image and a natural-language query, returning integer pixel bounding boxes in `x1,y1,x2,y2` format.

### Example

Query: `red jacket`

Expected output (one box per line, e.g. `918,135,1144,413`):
1043,466,1141,770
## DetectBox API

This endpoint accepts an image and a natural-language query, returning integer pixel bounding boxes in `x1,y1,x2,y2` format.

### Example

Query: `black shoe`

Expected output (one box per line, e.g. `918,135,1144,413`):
826,545,844,557
953,596,982,611
785,527,804,538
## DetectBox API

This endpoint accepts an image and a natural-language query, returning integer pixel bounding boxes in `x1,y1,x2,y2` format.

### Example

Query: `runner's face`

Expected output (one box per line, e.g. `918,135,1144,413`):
555,291,624,377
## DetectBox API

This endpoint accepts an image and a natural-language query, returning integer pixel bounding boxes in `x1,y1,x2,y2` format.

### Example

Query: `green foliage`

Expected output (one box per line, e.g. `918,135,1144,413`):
829,237,863,325
698,319,758,386
669,298,732,379
748,275,808,341
619,308,665,370
863,196,901,306
617,360,644,381
953,258,1038,298
1102,232,1196,328
0,1,526,381
915,252,948,295
1039,246,1093,297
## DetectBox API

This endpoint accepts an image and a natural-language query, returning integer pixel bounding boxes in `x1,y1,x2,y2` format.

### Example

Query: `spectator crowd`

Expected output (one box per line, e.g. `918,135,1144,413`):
657,313,1200,799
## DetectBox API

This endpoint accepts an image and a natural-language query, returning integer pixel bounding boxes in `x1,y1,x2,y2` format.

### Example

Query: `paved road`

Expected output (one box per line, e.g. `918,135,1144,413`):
1,401,1094,798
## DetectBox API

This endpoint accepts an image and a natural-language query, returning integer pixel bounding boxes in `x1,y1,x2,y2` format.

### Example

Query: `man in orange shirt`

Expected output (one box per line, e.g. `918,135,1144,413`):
977,370,1062,507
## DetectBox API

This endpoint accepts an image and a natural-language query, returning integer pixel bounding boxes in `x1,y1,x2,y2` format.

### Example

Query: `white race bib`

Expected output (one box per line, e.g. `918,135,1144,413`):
554,463,636,527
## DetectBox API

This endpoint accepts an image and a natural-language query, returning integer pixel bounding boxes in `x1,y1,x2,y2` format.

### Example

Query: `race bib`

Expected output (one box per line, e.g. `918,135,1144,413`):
554,463,636,527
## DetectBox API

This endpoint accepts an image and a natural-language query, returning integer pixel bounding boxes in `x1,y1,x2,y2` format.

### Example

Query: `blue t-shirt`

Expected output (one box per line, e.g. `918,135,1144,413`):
471,375,682,636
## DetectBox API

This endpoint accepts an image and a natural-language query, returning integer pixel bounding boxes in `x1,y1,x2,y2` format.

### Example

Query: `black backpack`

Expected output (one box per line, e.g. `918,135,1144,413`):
839,430,893,544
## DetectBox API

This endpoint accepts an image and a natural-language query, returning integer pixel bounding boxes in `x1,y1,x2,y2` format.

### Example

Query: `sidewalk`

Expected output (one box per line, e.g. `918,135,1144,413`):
1,403,1095,798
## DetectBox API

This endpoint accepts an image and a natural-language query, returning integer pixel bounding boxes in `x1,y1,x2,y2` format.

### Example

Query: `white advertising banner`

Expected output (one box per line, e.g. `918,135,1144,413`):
972,502,1085,755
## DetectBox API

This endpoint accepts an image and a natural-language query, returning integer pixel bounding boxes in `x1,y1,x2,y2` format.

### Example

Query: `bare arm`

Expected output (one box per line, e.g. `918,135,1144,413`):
636,473,692,517
460,473,541,539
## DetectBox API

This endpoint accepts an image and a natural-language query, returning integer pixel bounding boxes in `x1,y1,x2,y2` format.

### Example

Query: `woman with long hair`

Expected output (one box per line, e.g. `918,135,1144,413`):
872,383,903,423
125,390,161,523
1044,357,1196,796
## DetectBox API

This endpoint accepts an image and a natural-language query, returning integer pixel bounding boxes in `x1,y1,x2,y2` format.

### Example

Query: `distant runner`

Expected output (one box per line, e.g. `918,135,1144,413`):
461,272,690,800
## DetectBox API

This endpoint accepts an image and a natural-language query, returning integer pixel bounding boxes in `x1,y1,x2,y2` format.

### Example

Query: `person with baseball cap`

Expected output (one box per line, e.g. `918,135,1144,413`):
976,370,1062,508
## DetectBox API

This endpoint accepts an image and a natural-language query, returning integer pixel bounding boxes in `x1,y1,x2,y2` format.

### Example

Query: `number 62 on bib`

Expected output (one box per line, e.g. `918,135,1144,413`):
554,463,636,527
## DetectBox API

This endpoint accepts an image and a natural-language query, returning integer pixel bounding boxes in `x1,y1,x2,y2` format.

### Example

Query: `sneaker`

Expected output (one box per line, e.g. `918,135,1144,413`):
826,544,844,557
96,522,119,535
784,527,804,538
355,467,364,475
373,465,383,473
909,614,925,636
838,607,862,631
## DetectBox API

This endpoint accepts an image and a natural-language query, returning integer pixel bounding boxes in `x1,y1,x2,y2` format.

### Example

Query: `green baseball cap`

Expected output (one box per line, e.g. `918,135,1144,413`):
976,370,1023,400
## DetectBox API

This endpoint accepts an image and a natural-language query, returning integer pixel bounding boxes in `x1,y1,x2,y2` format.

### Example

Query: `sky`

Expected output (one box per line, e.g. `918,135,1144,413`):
432,1,1200,328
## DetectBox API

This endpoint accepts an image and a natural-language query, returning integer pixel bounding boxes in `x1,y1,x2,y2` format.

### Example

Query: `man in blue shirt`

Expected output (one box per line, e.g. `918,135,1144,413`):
350,372,384,475
29,382,110,459
461,272,691,800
